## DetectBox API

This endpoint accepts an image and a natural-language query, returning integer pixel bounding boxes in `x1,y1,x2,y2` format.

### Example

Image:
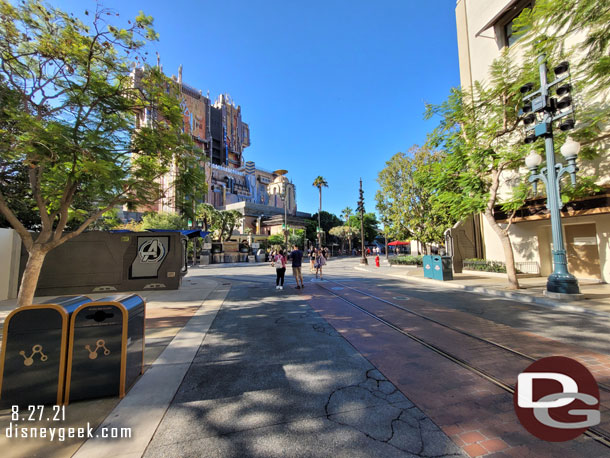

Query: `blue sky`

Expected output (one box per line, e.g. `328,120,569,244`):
53,0,460,218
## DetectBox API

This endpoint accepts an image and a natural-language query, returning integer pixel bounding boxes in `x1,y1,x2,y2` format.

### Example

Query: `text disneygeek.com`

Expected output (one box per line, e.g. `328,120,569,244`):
4,423,132,442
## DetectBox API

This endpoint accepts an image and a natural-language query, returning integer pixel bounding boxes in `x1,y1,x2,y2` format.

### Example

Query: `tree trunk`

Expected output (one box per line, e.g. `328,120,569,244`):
17,245,48,308
485,168,519,289
484,212,520,289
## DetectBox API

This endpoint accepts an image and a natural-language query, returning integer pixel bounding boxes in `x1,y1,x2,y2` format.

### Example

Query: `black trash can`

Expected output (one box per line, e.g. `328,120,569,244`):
65,294,145,403
0,296,91,406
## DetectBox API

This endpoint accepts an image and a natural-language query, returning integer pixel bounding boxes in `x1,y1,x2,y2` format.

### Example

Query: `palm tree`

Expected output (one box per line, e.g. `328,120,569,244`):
312,176,328,247
341,207,353,254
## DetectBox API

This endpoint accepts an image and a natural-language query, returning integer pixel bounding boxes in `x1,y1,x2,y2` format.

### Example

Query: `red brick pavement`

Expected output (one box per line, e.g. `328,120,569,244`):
308,286,609,457
342,281,610,384
328,281,610,435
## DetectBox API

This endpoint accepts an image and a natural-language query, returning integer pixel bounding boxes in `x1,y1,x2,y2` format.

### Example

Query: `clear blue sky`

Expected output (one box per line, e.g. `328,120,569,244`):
54,0,460,218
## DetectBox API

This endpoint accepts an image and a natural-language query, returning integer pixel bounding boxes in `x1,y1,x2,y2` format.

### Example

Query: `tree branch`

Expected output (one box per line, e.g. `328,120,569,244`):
0,188,33,251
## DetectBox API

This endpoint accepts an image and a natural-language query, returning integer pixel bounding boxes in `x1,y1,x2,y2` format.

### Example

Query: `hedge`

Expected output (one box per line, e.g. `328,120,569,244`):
389,255,423,266
463,258,507,273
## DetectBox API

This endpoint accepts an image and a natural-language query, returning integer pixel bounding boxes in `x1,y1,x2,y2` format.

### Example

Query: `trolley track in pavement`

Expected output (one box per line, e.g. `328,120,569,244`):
315,277,610,448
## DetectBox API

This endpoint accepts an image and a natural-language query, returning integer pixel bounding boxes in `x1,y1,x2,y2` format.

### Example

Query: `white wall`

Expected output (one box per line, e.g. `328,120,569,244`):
0,228,22,300
481,214,610,282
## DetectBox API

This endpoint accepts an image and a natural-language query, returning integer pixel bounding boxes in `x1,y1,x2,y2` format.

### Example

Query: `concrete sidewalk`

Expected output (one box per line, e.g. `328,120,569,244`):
140,275,464,458
355,262,610,316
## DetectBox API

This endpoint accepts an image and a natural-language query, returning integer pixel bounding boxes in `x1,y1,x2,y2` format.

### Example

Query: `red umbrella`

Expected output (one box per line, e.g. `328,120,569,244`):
387,241,410,246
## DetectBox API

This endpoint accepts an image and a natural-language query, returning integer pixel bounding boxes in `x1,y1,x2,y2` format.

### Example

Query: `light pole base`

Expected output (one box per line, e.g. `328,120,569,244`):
544,290,585,301
360,257,368,265
547,272,580,295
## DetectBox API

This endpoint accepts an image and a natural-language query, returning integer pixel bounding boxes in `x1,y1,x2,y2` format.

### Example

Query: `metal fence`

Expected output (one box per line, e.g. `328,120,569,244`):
515,261,540,275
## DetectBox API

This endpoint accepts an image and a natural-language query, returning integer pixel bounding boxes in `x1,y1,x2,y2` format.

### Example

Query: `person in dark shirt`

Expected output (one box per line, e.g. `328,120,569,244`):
289,245,304,289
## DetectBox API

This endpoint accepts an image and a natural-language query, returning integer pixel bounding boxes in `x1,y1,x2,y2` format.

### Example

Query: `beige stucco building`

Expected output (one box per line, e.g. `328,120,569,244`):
454,0,609,283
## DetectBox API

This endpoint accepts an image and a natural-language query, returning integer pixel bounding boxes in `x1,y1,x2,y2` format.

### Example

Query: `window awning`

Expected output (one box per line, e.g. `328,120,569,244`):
475,0,521,37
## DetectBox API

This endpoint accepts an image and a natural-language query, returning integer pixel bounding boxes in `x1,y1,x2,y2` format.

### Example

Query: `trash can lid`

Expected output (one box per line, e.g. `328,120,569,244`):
41,295,92,315
93,294,145,313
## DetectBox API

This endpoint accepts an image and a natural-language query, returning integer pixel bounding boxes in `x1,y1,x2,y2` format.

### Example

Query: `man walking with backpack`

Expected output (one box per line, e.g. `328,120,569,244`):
289,244,304,289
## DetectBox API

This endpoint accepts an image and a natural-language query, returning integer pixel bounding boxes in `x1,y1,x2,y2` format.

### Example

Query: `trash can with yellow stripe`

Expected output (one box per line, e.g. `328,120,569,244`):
0,296,92,406
64,294,145,403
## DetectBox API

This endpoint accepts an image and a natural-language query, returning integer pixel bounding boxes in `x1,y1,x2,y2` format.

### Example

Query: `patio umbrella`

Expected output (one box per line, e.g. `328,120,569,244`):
387,241,410,246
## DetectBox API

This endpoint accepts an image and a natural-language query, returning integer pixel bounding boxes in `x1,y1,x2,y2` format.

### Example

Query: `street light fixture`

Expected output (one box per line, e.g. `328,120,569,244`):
520,55,581,297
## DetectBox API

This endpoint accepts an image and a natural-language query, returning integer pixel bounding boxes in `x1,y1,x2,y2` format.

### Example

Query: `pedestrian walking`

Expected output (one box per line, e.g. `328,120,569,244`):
314,249,326,280
273,249,287,290
310,248,316,272
289,244,304,289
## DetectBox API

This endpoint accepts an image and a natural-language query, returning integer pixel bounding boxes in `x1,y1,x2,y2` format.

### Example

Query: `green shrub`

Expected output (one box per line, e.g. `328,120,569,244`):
463,258,507,273
389,255,423,266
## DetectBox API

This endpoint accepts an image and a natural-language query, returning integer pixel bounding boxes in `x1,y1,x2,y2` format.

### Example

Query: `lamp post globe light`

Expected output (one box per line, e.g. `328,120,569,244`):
520,55,582,297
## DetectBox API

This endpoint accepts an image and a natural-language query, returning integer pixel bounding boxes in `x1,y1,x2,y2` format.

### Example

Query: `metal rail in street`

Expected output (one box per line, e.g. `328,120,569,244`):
315,280,610,448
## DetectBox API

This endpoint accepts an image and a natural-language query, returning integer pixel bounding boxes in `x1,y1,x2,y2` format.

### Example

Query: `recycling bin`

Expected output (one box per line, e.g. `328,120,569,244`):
423,255,453,281
0,296,91,406
64,294,145,403
423,255,435,279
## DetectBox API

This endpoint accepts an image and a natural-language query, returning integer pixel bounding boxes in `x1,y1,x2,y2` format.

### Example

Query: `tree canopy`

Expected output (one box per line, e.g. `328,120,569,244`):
0,1,199,305
348,213,378,244
376,145,455,247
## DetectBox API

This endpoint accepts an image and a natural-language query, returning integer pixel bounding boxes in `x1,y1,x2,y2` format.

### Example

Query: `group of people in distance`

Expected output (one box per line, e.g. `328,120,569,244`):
270,246,329,290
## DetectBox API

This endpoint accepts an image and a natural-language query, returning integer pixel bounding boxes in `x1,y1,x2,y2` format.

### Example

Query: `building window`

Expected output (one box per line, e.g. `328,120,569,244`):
503,2,533,47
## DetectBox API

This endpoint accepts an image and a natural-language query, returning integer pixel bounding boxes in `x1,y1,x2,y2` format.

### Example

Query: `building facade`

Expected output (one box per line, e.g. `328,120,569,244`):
130,64,309,234
454,0,610,283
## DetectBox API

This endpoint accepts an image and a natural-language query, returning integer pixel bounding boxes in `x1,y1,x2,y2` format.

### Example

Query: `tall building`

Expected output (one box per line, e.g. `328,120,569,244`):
454,0,610,282
129,64,310,234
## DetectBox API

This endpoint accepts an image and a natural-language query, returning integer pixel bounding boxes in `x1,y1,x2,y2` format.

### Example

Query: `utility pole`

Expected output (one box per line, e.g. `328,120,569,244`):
357,178,367,265
384,224,389,263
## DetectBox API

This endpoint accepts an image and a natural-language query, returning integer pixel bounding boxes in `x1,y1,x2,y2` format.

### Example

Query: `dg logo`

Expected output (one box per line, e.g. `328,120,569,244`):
514,356,600,442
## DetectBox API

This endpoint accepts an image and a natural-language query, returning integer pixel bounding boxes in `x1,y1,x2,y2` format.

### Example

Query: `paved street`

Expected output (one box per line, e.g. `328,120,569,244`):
2,257,610,457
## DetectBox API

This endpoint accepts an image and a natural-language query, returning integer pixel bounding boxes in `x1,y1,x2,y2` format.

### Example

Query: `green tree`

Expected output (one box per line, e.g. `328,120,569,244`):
340,207,354,253
511,0,610,158
348,213,379,245
215,209,242,242
425,53,528,289
140,212,185,230
329,225,350,253
175,155,208,223
514,0,610,96
304,218,318,244
341,207,353,221
312,176,328,246
288,229,305,249
89,208,123,231
310,211,343,233
267,234,284,247
376,145,455,253
195,203,220,232
426,0,609,289
0,2,194,306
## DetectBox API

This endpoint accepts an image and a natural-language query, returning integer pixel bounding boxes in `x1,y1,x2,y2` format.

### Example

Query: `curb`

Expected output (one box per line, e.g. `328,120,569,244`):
353,266,610,319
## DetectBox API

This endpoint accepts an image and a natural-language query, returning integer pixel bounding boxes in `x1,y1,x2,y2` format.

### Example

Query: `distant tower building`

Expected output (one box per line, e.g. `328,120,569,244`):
129,63,310,235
